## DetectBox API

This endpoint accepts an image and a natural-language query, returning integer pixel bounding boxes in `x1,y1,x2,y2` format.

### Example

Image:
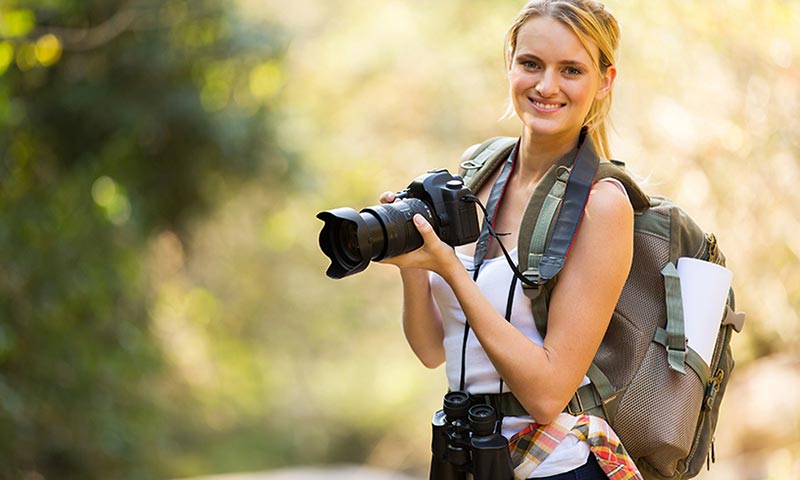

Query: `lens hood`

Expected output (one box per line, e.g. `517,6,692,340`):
316,208,379,279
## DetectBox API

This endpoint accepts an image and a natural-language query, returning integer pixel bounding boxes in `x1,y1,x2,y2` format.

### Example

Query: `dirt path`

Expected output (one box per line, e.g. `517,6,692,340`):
178,465,418,480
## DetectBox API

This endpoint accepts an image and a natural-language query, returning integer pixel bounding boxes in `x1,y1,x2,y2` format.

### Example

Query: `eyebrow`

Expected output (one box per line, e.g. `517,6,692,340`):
516,52,590,70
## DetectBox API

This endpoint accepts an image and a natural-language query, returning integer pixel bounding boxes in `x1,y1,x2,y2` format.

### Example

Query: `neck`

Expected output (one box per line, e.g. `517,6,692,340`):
515,127,582,185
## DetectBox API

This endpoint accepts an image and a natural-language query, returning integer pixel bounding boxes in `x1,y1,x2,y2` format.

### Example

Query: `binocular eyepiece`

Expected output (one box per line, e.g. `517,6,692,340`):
430,391,514,480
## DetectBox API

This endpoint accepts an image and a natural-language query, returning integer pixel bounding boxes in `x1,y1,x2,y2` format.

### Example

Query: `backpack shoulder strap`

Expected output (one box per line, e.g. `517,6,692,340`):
518,132,599,336
458,136,518,192
596,160,651,212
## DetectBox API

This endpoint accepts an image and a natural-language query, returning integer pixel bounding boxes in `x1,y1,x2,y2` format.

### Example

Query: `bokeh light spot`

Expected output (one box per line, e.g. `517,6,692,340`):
0,9,35,38
34,34,62,67
0,42,14,75
249,62,283,100
91,176,132,225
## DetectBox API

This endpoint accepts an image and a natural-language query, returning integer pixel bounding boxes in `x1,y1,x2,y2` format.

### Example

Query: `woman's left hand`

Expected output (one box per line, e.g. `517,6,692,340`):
380,214,460,277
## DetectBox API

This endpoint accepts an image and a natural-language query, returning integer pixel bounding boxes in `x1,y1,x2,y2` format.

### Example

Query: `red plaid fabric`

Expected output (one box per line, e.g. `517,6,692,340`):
508,413,642,480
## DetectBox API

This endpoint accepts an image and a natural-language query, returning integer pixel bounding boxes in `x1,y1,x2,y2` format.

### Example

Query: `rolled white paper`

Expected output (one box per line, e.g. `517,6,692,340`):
676,257,733,366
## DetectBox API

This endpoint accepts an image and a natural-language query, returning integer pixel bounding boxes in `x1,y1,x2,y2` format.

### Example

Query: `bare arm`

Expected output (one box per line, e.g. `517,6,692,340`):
398,267,446,368
379,192,446,369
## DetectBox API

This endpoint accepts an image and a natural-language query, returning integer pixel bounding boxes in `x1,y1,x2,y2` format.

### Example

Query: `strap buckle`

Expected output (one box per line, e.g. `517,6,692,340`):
566,391,585,415
521,269,541,290
459,159,484,170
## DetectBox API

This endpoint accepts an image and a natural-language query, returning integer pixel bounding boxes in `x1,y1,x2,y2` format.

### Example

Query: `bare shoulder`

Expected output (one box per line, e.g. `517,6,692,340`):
459,144,482,165
554,176,633,306
585,180,633,228
568,180,633,266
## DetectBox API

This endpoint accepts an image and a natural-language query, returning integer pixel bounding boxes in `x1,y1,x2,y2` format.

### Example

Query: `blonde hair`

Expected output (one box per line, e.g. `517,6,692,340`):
504,0,620,158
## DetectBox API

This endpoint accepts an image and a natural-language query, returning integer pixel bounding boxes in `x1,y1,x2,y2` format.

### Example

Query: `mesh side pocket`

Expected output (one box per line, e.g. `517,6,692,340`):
612,342,705,477
596,232,670,389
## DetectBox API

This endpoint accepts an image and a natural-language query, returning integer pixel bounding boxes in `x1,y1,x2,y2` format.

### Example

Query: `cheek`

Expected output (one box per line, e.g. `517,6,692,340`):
568,81,598,109
508,71,530,95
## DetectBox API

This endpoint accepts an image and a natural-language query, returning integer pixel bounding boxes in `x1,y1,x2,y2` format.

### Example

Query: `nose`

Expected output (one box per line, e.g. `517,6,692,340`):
535,69,559,98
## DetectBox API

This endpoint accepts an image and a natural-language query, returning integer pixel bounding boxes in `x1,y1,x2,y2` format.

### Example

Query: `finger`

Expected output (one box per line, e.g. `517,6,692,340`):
413,214,435,238
379,191,396,204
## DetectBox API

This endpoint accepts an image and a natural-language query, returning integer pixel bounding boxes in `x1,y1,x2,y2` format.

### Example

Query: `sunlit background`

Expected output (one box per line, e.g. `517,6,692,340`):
1,0,798,479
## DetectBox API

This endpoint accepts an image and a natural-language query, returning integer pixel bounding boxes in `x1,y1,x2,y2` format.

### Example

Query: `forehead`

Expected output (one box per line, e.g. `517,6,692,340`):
515,16,597,64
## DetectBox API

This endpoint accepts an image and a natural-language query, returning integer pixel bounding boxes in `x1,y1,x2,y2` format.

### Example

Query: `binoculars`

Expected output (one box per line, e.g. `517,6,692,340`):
430,391,514,480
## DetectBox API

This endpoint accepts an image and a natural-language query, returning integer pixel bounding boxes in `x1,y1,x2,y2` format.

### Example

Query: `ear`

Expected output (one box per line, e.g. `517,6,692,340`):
595,65,617,101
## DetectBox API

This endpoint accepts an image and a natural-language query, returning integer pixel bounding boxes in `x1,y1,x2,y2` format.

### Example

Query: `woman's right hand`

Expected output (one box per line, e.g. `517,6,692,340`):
378,191,461,278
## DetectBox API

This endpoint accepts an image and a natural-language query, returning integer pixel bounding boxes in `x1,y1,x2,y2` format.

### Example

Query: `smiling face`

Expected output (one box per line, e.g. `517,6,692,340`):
508,15,615,144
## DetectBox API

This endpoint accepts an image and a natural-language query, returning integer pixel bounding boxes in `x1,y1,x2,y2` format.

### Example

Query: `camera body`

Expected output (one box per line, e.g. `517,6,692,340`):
396,169,481,248
317,169,480,279
430,391,514,480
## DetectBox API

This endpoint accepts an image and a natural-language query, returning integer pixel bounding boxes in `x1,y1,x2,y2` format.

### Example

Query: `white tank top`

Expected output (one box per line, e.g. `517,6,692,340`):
427,177,629,476
429,250,591,476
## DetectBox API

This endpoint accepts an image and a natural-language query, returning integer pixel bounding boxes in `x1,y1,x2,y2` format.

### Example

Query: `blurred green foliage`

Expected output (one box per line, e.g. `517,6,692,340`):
1,0,292,478
2,0,799,479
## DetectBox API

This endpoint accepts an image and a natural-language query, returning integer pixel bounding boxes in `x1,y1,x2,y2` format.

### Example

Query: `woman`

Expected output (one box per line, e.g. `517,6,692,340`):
381,1,638,478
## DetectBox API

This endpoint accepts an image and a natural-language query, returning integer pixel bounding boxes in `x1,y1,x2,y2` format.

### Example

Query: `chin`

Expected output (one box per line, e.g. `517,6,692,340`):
524,119,566,137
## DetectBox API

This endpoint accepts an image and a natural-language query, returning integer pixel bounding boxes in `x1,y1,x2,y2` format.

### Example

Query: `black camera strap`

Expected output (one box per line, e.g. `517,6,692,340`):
458,141,519,393
534,130,600,285
472,144,518,274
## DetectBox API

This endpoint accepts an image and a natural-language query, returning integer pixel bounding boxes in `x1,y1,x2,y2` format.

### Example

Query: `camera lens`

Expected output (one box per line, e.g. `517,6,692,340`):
317,198,435,279
337,221,362,264
317,208,384,279
363,199,433,259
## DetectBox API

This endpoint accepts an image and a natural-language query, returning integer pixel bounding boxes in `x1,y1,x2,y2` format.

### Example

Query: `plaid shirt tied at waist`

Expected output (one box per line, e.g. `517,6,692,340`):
508,413,643,480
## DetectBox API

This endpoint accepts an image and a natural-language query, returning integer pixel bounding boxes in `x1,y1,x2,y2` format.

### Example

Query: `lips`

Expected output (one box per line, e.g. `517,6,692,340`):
529,98,565,112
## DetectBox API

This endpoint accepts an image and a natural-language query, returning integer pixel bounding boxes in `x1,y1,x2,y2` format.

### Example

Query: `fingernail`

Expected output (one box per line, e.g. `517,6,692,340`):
414,214,425,226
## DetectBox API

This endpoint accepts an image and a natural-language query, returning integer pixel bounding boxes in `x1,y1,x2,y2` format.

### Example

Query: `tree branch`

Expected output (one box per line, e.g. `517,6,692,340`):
33,4,138,52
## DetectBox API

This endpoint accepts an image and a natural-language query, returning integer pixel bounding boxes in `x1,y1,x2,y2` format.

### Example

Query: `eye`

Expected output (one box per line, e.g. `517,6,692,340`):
563,66,583,76
520,60,541,70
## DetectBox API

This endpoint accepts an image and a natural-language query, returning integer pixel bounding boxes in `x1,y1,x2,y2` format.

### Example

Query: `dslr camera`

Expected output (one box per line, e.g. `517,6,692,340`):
431,391,514,480
317,169,480,279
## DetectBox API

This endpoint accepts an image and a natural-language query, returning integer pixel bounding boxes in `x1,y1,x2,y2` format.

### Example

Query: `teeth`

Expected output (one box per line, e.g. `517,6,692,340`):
533,100,562,110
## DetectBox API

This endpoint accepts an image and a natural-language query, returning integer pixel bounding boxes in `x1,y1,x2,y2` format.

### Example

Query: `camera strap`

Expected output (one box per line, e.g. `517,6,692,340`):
472,141,518,274
458,141,519,392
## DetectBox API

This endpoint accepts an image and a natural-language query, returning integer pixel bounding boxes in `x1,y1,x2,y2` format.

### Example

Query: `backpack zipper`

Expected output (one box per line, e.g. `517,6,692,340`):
685,305,732,472
704,368,725,411
705,233,721,264
685,233,736,474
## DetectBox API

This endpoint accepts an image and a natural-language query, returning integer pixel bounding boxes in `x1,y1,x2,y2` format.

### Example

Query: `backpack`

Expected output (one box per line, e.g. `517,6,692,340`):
458,135,745,479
